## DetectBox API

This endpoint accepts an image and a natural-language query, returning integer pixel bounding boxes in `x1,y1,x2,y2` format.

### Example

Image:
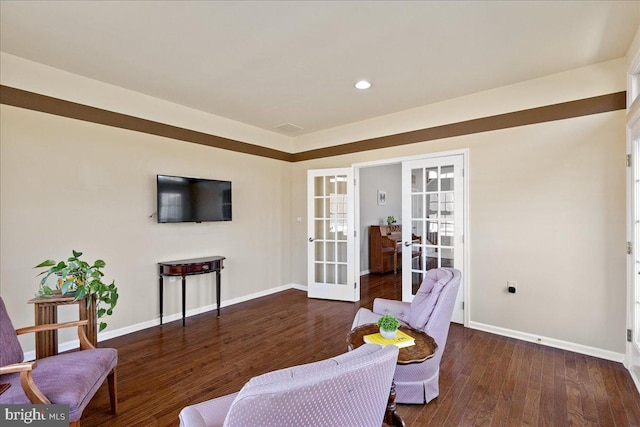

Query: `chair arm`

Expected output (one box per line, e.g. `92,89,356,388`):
16,319,88,335
0,362,50,404
0,361,35,376
372,298,412,324
16,320,95,350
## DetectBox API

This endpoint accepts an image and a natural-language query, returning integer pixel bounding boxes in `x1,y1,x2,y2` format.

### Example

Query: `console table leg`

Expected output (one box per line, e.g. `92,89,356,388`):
384,380,406,427
181,274,186,327
159,275,164,325
216,271,221,318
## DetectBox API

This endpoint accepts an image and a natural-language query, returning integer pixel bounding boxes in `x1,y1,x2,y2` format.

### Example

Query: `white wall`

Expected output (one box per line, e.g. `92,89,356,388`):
358,164,401,272
290,59,627,355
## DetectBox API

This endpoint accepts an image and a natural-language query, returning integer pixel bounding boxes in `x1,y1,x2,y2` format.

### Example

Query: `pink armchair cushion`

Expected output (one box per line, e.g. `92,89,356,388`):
0,298,24,366
408,268,454,330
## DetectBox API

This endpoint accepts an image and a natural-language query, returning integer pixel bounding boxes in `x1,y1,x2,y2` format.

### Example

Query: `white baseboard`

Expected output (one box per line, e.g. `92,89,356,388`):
468,321,625,363
360,269,370,276
23,283,307,361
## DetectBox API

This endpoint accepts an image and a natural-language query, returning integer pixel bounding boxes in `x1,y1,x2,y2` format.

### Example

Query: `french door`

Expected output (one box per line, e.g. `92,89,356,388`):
401,155,465,323
307,168,358,301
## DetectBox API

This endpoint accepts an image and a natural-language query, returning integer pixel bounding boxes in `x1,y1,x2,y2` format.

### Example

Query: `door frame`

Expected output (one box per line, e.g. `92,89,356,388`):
353,148,470,326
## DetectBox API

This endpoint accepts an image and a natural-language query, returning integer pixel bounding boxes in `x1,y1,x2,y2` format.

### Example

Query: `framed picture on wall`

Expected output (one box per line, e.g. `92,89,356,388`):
377,190,386,205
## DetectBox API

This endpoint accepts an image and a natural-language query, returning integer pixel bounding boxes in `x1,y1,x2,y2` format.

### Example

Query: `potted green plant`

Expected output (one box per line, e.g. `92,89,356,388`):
386,216,397,226
377,314,400,339
34,250,119,332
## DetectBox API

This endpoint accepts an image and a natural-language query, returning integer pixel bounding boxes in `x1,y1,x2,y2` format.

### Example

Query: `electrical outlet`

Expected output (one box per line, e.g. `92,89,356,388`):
507,281,517,294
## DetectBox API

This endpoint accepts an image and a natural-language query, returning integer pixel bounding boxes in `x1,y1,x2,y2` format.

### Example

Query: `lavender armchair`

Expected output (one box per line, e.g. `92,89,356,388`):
179,344,399,427
0,297,117,426
352,267,461,404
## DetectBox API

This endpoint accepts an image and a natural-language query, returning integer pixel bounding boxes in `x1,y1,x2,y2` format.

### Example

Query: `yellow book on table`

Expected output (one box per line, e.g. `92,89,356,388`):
363,329,415,348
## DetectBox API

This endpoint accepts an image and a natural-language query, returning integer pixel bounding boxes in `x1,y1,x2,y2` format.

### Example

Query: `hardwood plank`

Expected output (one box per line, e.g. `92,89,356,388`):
564,352,586,426
521,344,543,426
552,348,569,425
537,346,556,427
588,354,617,426
77,273,640,427
575,353,599,426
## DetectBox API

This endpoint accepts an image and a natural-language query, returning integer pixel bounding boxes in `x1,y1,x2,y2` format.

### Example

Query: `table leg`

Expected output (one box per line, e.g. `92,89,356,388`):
216,270,221,318
78,295,98,347
34,304,57,359
182,274,186,327
384,380,406,427
159,274,164,325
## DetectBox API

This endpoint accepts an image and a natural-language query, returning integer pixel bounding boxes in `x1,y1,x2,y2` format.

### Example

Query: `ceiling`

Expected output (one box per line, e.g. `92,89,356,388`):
1,1,639,138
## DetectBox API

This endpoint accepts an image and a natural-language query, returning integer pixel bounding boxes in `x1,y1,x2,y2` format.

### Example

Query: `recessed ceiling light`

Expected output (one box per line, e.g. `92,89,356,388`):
355,80,371,90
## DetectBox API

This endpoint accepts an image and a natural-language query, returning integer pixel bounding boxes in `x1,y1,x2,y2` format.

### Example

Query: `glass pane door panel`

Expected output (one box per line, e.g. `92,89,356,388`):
441,222,454,246
314,242,324,261
426,194,439,218
338,265,347,284
411,220,424,239
337,220,348,241
326,176,335,194
441,165,454,191
412,168,423,192
314,199,324,217
325,221,336,240
337,242,347,262
426,220,438,245
336,178,347,194
441,193,454,219
326,265,336,284
315,220,324,239
441,248,454,268
314,263,324,282
326,242,336,262
314,177,325,196
411,194,423,217
412,271,423,289
426,168,438,192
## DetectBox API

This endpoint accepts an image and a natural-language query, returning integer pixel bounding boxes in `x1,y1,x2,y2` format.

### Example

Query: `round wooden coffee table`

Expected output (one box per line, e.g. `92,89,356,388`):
347,324,438,427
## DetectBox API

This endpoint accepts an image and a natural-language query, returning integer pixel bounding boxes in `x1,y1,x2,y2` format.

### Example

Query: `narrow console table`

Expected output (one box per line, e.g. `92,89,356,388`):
158,256,225,327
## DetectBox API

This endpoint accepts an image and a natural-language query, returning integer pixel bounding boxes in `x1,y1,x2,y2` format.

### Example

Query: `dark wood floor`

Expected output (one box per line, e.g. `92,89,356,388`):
82,274,640,426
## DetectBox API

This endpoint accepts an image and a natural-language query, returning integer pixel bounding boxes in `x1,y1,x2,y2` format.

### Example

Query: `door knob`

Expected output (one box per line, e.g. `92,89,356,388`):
404,241,411,247
309,237,315,242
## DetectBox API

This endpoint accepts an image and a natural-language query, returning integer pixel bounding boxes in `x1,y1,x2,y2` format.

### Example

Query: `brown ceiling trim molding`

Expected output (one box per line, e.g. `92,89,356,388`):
0,85,625,163
0,85,294,162
291,91,626,162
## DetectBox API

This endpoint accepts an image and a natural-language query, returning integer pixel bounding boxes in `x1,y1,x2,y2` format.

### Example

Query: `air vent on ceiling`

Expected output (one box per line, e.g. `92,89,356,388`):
274,122,304,134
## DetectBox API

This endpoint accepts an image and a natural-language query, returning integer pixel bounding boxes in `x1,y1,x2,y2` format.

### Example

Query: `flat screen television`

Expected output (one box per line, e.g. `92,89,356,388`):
157,175,232,223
